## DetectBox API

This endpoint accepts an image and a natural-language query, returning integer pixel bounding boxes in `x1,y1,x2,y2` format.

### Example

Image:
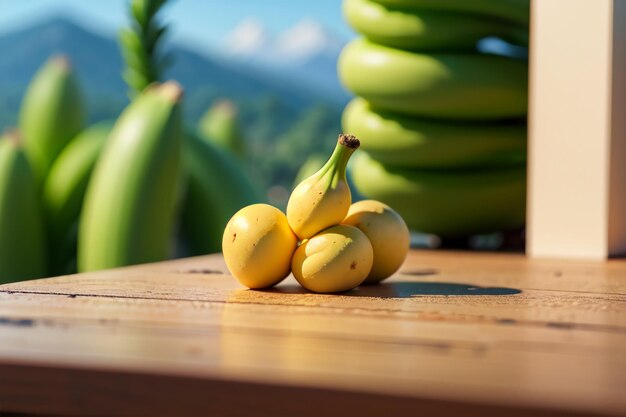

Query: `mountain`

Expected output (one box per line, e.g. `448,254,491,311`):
271,19,345,63
0,16,345,130
222,17,271,60
221,19,351,101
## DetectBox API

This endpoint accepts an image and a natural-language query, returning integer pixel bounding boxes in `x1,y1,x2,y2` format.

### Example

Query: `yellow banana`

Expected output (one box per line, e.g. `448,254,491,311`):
222,204,297,289
287,134,360,240
343,200,409,283
292,224,373,293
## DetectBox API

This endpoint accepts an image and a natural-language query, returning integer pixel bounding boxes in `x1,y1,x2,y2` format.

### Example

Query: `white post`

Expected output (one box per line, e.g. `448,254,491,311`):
527,0,626,259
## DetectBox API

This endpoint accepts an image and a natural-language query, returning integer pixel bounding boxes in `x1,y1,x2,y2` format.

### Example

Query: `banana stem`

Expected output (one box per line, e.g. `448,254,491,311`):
320,134,360,188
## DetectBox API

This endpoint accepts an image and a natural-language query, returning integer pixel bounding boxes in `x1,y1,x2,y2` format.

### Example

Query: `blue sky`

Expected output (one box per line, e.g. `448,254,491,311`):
0,0,356,48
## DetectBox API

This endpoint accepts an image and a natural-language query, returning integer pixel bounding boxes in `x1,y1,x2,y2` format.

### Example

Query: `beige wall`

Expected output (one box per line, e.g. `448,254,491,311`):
528,0,626,259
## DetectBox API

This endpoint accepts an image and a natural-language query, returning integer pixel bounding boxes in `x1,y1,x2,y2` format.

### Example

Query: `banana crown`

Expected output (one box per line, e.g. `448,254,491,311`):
316,133,359,188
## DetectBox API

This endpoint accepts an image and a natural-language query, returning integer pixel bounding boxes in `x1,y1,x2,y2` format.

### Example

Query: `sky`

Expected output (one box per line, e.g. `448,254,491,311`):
0,0,356,49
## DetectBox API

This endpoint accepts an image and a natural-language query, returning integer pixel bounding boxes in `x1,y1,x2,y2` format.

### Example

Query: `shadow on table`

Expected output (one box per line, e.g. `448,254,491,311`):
266,281,521,298
348,282,521,297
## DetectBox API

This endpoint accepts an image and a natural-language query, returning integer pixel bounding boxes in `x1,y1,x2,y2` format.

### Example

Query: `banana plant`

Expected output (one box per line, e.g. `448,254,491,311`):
120,0,172,96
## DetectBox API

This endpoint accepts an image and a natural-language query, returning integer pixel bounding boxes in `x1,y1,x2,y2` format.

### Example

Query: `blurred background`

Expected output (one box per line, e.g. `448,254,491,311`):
0,0,530,284
0,0,352,203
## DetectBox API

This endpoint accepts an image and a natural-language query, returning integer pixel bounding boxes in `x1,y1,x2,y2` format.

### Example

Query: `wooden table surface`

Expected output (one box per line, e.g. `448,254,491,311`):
0,250,625,417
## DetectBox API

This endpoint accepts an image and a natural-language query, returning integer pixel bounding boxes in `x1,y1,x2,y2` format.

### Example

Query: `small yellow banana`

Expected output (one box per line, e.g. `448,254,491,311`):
343,200,409,284
287,134,360,240
292,224,373,293
223,204,298,289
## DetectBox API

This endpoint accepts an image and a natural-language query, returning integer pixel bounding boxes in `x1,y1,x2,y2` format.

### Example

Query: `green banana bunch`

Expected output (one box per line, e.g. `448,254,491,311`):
181,131,263,255
350,153,526,236
43,121,112,275
0,131,48,283
120,0,170,96
344,0,522,52
78,82,183,272
339,39,528,120
368,0,530,26
19,56,85,182
343,98,526,169
198,100,246,158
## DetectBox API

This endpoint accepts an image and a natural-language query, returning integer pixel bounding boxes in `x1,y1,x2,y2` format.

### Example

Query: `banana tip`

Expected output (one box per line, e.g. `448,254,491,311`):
50,55,71,70
158,81,184,102
215,99,237,115
2,129,22,146
339,133,360,149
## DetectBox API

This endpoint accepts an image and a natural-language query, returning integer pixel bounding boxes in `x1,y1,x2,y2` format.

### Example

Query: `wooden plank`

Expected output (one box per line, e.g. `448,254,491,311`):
0,251,625,416
528,0,626,259
1,299,624,417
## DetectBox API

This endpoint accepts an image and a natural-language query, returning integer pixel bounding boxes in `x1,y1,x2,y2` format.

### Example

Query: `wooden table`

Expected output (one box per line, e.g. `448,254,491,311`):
0,250,625,417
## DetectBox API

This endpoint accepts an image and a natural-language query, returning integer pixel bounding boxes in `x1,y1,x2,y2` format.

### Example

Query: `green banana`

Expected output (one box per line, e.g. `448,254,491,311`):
19,56,85,181
198,100,246,158
339,39,528,120
293,154,327,188
180,130,263,255
78,82,183,272
368,0,530,26
43,121,112,275
350,152,526,236
343,98,526,168
344,0,522,51
0,131,48,283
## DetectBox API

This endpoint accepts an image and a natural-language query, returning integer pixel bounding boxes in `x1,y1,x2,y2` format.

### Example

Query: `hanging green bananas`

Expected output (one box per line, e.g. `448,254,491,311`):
19,56,85,182
343,98,526,169
344,0,520,51
181,131,263,255
368,0,530,26
0,131,48,283
350,153,526,236
198,100,246,158
339,39,528,120
43,121,112,275
78,82,183,272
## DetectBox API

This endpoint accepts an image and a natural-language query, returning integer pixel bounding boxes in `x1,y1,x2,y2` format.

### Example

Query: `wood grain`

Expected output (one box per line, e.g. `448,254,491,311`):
0,250,625,417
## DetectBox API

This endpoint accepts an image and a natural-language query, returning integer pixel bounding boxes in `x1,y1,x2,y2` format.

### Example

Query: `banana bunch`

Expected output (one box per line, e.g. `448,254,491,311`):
223,134,410,294
0,60,261,282
0,0,263,282
78,84,263,271
340,0,529,238
0,55,86,281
